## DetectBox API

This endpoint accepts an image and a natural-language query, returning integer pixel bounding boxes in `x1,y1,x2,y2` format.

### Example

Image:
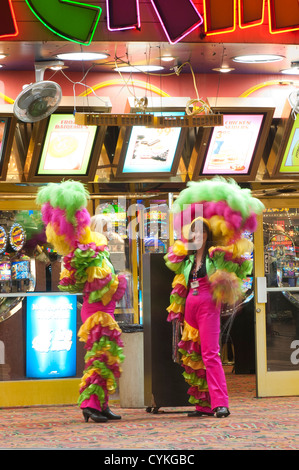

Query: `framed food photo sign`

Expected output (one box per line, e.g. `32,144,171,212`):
0,111,18,181
202,114,264,174
279,116,299,173
267,108,299,179
25,113,106,182
191,103,274,182
115,112,187,179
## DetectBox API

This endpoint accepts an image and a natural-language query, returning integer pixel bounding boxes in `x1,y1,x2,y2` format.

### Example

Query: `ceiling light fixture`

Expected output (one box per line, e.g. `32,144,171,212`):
281,67,299,75
233,54,284,63
212,67,235,73
160,55,176,62
50,64,68,71
281,61,299,75
56,52,109,61
0,54,7,60
113,65,164,73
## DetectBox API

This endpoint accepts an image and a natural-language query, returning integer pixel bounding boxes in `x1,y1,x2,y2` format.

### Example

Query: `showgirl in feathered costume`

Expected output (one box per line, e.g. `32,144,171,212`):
164,177,264,418
36,180,127,423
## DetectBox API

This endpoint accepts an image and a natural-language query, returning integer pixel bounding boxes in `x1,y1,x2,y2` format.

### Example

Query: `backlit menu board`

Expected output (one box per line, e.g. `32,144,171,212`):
278,114,299,173
202,114,264,175
37,114,97,176
122,125,182,174
116,111,187,178
0,114,17,181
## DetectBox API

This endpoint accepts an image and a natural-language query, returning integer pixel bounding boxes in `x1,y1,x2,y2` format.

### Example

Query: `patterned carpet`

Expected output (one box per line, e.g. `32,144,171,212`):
0,372,298,451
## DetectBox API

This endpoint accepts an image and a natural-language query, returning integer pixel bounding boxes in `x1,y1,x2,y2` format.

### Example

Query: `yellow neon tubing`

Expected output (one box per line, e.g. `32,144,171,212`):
79,79,170,97
0,92,14,104
238,0,265,29
239,80,299,97
203,0,237,36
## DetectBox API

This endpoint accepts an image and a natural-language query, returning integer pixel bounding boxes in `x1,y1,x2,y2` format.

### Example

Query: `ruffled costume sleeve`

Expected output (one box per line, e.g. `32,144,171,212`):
58,228,127,305
164,240,188,323
206,238,254,306
35,181,127,306
168,177,265,310
36,180,127,412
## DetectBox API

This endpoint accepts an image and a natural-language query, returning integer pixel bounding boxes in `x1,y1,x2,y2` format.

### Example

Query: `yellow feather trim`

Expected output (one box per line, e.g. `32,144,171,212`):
209,238,253,259
209,215,234,246
78,227,90,244
232,238,253,258
172,240,188,257
78,310,122,343
209,270,242,305
89,229,108,246
46,224,72,255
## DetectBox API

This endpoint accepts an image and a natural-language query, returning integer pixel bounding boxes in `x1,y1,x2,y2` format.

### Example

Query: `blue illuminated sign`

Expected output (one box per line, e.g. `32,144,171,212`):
26,295,77,378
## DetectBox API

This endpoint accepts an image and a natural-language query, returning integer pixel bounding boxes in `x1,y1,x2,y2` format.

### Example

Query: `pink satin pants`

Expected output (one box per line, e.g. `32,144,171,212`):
184,276,229,412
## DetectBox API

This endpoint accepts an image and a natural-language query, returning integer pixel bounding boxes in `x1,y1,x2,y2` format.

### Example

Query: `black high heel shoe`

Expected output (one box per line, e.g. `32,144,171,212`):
187,410,214,417
214,407,230,418
101,406,122,420
82,407,108,423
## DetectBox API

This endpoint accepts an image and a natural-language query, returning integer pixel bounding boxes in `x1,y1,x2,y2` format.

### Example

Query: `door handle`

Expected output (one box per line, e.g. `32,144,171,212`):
256,277,267,303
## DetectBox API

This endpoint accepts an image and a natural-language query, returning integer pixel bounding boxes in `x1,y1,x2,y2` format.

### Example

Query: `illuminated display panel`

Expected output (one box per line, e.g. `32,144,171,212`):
26,295,77,379
278,114,299,173
26,110,107,183
192,105,274,182
0,114,17,181
202,113,264,175
116,112,187,178
0,118,10,168
37,114,97,176
267,99,299,179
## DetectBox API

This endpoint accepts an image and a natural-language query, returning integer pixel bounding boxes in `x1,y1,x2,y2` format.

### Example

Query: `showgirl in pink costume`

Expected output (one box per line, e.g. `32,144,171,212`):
36,180,127,423
165,177,264,418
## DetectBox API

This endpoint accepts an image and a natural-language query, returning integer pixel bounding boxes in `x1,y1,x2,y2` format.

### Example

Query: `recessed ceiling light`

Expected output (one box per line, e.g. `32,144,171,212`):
160,55,175,62
281,67,299,75
50,64,68,71
114,65,164,73
0,54,7,60
56,52,109,61
233,54,284,63
213,67,235,73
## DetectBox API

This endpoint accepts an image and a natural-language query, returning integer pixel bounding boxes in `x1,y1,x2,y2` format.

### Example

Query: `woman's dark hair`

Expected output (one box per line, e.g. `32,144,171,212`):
188,220,213,255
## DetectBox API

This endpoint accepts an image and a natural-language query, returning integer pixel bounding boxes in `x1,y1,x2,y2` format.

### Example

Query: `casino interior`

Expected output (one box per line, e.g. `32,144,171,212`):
0,0,299,410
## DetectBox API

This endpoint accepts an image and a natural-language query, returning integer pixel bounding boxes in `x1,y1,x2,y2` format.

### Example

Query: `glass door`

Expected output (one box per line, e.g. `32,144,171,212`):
255,199,299,397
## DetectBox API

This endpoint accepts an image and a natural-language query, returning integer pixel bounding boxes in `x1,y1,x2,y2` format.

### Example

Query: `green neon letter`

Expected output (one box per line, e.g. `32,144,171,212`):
25,0,102,45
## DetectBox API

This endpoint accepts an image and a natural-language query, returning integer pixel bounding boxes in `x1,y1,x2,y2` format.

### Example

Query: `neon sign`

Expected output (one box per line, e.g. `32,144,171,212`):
150,0,203,44
3,0,299,45
0,0,18,38
25,0,102,45
106,0,141,31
